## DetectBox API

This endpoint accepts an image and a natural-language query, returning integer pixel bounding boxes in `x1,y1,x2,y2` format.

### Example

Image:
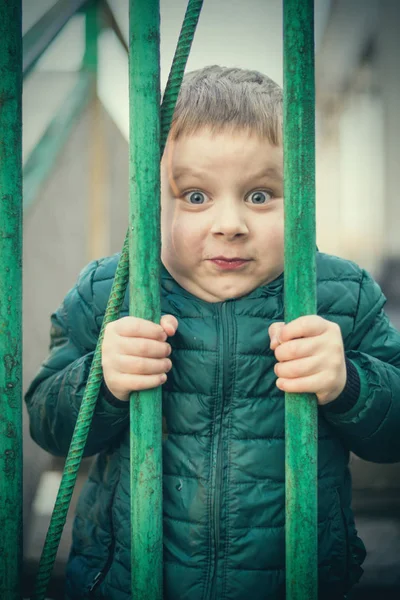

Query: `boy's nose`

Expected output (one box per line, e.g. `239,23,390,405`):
210,204,249,239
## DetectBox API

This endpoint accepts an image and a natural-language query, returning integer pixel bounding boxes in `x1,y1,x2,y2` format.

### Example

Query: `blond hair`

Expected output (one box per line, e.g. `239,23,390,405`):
169,65,282,145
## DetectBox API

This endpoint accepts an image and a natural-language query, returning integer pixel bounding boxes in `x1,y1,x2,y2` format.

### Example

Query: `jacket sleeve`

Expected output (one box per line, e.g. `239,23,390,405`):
323,269,400,463
25,260,129,458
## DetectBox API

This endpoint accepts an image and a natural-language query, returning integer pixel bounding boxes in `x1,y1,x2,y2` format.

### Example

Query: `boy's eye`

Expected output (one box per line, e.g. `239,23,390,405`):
185,191,208,204
247,190,272,205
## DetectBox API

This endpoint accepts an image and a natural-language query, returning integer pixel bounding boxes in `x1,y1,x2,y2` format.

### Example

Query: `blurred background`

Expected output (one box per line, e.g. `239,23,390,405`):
20,0,400,598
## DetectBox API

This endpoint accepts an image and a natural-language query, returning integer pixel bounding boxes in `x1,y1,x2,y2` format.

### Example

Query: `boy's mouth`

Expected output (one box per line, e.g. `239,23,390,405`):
208,256,251,270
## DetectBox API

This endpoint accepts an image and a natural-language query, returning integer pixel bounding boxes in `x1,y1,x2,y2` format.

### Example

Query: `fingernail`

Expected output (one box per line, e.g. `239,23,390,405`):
161,374,167,383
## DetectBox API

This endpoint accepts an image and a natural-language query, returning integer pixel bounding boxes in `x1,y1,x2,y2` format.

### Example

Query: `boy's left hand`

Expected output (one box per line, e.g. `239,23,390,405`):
269,316,346,406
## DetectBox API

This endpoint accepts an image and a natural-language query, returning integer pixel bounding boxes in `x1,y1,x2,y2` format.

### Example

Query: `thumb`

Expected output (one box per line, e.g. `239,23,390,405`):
269,321,285,350
160,314,179,337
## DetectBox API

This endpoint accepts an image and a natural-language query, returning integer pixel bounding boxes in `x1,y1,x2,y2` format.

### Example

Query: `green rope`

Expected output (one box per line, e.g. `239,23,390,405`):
31,2,203,599
160,0,203,154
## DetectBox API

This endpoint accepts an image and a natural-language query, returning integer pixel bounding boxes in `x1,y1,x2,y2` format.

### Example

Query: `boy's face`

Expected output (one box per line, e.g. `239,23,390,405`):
161,127,284,302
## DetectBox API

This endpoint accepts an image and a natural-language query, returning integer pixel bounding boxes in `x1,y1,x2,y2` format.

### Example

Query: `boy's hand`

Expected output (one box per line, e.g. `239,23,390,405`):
102,314,178,401
269,316,346,405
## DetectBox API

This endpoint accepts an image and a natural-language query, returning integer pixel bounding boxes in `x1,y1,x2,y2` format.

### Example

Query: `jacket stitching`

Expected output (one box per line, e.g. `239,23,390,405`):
166,431,212,437
172,348,217,353
229,515,334,529
164,390,213,398
169,315,218,319
165,515,204,526
164,560,203,569
350,270,365,338
317,276,359,284
164,473,207,481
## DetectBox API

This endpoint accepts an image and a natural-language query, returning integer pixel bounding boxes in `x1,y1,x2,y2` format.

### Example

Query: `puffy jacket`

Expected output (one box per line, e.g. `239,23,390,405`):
25,252,400,600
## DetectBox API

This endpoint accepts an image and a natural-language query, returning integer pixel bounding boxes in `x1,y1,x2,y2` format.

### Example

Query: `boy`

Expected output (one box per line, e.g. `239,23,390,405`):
26,66,400,600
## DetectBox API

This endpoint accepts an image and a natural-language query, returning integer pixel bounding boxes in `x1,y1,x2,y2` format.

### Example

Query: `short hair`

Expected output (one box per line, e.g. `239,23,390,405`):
169,65,283,145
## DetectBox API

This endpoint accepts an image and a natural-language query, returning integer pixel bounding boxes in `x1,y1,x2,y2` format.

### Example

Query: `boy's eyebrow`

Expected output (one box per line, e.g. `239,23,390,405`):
167,166,206,197
171,167,205,183
171,166,282,182
249,167,282,181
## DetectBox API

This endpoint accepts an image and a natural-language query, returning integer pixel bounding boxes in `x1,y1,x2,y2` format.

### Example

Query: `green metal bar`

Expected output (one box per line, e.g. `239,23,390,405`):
129,1,162,598
283,1,317,599
23,72,94,211
24,0,98,212
23,0,89,79
31,2,203,598
83,0,99,74
30,7,99,599
0,2,23,599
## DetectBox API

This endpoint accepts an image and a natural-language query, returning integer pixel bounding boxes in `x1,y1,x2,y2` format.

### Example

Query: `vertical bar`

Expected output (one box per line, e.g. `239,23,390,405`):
283,1,317,599
129,1,162,599
0,1,23,599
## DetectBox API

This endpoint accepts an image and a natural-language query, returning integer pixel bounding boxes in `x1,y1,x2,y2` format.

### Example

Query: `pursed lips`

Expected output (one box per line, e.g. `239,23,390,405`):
207,256,253,270
207,256,252,262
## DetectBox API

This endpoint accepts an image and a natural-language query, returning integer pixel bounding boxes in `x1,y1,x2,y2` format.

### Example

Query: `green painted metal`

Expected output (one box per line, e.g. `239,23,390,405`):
30,6,99,600
23,72,94,211
160,0,203,154
0,2,23,599
283,1,317,599
83,0,99,74
128,1,163,597
31,2,203,598
24,0,100,212
23,0,89,79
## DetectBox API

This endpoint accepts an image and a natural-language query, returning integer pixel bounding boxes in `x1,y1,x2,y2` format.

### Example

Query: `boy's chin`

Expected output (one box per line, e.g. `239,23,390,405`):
201,277,265,302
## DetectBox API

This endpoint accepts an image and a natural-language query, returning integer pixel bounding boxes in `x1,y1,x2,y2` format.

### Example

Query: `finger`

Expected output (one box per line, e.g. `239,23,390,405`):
118,337,171,359
274,356,321,379
160,314,179,337
279,315,328,343
276,373,321,394
114,316,167,341
115,355,172,376
269,322,285,349
274,337,320,362
120,372,168,392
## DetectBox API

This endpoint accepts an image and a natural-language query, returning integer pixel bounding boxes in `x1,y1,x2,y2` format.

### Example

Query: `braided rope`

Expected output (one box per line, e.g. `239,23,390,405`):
32,2,203,598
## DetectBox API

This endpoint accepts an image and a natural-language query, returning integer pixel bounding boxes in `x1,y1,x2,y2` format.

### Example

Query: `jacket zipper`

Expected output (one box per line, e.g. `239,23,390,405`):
88,533,116,596
88,475,119,596
209,301,231,599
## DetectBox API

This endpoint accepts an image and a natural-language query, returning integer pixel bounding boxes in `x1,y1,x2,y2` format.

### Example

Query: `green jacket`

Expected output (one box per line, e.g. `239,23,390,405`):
25,252,400,600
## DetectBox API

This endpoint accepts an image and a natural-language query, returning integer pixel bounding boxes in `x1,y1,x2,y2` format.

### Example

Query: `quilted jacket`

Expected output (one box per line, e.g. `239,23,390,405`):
25,252,400,599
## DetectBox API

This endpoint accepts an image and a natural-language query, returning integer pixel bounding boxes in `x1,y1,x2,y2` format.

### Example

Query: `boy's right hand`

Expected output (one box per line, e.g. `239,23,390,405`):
102,315,178,401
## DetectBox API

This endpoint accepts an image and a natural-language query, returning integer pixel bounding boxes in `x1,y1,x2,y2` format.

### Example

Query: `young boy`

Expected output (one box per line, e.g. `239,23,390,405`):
26,66,400,600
